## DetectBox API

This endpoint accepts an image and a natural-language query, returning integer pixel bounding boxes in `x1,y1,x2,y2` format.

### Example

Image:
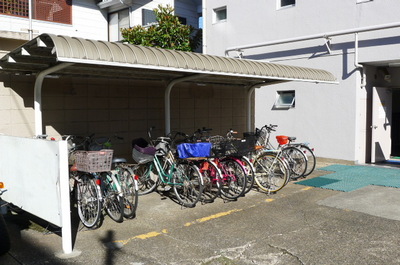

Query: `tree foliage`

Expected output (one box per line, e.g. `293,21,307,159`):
121,5,202,52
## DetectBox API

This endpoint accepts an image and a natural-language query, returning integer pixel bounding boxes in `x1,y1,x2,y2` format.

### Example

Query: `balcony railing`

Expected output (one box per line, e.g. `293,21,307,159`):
0,0,72,24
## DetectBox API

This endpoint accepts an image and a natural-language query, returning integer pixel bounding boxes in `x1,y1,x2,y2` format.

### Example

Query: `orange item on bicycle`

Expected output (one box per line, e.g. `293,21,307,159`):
276,135,289,145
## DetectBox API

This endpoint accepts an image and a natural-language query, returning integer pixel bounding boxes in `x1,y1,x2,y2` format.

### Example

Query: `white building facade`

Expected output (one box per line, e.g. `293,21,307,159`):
204,0,400,164
0,0,201,55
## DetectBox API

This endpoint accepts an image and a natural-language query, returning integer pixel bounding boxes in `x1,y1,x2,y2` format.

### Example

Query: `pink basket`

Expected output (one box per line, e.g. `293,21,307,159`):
74,149,114,172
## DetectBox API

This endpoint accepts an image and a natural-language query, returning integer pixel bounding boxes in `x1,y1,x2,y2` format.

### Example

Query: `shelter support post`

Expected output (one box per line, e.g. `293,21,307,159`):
246,83,266,132
34,63,73,136
165,74,207,135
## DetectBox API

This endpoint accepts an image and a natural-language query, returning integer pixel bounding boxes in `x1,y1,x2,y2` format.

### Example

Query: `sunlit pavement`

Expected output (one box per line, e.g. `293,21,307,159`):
1,161,400,265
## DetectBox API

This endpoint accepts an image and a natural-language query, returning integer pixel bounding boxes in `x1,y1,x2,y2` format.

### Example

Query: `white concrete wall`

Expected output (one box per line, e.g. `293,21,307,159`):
129,0,174,26
204,0,400,163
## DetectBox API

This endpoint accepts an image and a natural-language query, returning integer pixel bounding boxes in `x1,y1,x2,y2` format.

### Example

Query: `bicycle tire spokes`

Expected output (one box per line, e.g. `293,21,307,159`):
101,173,124,223
199,160,221,203
118,168,138,219
76,175,102,229
219,159,246,200
173,163,203,208
253,154,288,193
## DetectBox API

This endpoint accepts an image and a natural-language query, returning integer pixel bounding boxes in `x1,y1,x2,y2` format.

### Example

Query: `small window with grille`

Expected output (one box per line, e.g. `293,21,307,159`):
35,0,72,24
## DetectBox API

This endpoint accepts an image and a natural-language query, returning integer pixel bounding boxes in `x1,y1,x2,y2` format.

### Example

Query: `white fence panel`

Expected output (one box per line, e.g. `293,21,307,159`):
0,135,68,227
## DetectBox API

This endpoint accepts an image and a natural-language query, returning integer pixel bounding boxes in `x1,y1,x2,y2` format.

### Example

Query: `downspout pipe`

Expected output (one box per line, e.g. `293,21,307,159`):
165,74,207,135
28,0,33,40
354,33,366,88
34,63,73,136
202,0,207,54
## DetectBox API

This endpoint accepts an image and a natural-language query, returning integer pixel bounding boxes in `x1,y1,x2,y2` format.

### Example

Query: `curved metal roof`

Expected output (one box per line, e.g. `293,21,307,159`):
0,34,336,85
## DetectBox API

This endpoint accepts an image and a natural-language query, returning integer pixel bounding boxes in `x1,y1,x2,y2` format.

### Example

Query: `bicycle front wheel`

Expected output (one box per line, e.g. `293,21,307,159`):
219,158,247,200
135,162,159,195
199,160,222,203
253,153,288,193
300,144,316,177
102,172,124,223
76,174,102,229
173,162,203,208
119,168,138,219
240,156,255,194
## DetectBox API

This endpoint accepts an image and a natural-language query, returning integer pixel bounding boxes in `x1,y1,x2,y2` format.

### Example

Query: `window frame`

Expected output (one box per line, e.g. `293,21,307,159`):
273,90,296,109
277,0,295,9
142,8,157,26
213,6,227,24
356,0,373,3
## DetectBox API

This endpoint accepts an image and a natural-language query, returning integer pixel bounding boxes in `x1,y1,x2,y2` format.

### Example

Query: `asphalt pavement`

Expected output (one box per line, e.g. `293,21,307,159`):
1,161,400,265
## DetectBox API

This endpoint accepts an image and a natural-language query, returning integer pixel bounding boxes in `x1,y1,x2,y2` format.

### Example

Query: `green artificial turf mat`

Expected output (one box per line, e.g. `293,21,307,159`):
295,164,400,192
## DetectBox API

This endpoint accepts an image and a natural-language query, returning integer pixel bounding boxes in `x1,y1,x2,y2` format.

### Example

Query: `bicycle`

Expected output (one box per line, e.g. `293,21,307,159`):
255,125,308,181
224,129,256,195
169,130,222,203
86,135,139,219
132,128,204,208
66,135,124,228
177,127,250,200
285,137,316,177
208,133,248,200
242,128,290,193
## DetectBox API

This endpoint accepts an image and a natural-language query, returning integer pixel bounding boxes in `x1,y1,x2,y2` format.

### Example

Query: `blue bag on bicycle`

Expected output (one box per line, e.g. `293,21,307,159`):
177,142,212,158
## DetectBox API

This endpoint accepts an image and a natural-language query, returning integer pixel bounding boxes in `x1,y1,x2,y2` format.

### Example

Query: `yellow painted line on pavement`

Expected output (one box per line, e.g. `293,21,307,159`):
265,198,275,202
116,209,244,245
116,229,168,246
301,186,313,191
184,209,243,227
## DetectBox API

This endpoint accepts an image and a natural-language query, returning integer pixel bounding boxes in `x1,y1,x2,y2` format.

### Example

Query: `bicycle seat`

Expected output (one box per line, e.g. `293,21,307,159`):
112,157,127,164
288,137,296,142
134,145,157,155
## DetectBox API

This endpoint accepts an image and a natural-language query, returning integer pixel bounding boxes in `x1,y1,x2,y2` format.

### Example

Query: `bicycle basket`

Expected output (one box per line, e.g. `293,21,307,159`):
177,142,212,159
209,136,255,157
254,129,267,146
75,149,114,172
132,145,156,164
209,135,225,156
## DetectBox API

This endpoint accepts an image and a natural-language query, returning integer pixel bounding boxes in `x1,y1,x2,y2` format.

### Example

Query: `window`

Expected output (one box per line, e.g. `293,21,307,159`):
0,0,72,24
108,9,129,42
142,8,157,26
274,91,295,109
178,16,187,25
213,6,226,23
279,0,295,8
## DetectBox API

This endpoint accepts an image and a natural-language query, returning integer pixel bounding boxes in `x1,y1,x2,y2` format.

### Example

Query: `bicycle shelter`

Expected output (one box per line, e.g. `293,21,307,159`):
0,34,336,255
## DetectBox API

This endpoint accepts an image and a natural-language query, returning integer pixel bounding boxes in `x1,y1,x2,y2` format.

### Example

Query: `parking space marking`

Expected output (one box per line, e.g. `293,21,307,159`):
184,209,243,227
115,191,297,246
116,229,168,246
